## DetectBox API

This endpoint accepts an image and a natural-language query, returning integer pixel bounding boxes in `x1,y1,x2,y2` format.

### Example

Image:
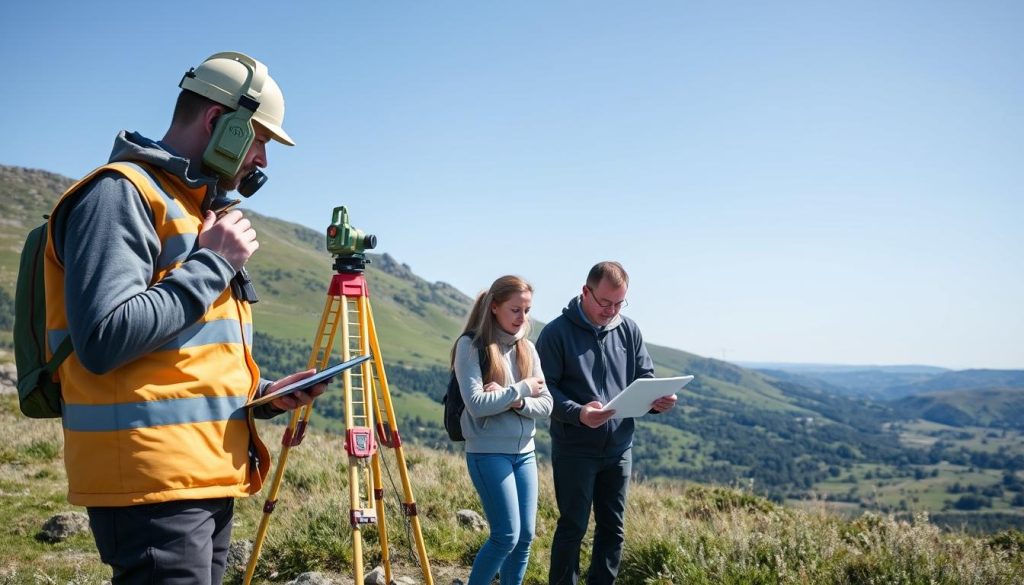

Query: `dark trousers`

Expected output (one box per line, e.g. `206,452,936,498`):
87,497,234,585
549,448,632,585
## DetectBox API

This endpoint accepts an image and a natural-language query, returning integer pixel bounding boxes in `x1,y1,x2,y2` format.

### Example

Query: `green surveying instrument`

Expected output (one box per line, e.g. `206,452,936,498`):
244,206,434,585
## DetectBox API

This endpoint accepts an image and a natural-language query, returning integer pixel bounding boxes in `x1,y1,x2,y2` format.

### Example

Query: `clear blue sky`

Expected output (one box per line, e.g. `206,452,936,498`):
2,1,1021,370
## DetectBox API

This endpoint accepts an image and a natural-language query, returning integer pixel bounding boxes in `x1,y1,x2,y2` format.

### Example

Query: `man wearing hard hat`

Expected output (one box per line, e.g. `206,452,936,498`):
43,52,318,584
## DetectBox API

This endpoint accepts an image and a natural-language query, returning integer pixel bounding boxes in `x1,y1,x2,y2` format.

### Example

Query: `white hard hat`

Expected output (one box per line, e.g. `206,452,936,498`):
179,51,295,146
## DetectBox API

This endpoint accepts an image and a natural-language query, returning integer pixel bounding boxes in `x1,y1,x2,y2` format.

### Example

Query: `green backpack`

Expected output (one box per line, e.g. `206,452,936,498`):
13,220,72,418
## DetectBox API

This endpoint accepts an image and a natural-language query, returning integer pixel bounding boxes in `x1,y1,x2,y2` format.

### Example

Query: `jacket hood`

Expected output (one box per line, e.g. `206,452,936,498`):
562,295,623,333
108,131,225,210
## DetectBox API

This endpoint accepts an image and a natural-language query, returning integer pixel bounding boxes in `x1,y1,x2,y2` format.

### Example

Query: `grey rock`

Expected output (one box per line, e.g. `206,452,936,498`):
364,566,386,585
226,539,253,576
37,511,90,543
0,362,16,394
288,572,335,585
456,509,487,532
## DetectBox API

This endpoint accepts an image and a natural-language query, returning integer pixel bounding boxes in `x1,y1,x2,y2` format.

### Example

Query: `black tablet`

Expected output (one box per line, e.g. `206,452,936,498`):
246,354,372,407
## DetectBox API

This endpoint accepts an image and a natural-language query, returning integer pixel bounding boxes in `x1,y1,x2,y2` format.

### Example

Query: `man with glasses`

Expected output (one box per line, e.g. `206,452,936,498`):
537,261,677,585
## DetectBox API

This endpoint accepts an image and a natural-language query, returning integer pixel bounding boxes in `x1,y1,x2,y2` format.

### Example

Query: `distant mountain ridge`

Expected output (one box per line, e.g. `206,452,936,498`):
737,361,949,374
888,369,1024,397
744,361,1023,400
744,361,1024,430
893,387,1024,429
886,370,1024,429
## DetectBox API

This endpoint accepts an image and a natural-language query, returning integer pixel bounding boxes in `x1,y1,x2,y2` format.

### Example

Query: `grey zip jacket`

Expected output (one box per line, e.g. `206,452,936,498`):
454,329,553,454
536,295,655,457
51,130,279,414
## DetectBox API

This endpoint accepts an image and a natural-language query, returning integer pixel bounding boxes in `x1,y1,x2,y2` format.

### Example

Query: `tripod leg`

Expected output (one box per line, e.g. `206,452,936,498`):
243,406,307,585
244,293,343,585
340,294,366,585
370,451,393,584
349,463,365,584
363,297,435,585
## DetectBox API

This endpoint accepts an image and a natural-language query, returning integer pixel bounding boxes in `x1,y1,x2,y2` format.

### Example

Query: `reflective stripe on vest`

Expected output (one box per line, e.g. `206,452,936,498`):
156,320,253,351
47,321,254,355
63,395,249,432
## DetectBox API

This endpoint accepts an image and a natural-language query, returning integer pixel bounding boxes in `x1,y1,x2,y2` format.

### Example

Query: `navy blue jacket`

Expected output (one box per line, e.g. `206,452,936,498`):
536,296,655,457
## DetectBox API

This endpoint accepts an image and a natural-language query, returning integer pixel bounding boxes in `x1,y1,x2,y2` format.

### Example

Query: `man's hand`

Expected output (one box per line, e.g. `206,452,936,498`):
198,209,259,271
651,394,678,413
266,369,327,411
580,400,616,428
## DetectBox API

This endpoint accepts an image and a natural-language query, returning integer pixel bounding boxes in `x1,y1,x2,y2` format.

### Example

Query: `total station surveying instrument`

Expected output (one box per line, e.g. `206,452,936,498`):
243,206,434,585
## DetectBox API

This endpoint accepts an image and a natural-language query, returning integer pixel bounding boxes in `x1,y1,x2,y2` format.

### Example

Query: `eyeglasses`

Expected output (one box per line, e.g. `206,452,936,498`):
586,286,628,310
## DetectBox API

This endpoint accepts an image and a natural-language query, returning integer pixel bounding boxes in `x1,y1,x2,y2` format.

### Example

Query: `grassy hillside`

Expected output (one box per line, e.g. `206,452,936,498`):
0,166,72,296
1,393,1021,584
2,163,1023,533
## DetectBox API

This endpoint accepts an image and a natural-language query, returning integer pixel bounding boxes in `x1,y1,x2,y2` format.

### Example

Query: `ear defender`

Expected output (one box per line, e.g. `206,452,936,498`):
178,52,267,180
203,94,259,179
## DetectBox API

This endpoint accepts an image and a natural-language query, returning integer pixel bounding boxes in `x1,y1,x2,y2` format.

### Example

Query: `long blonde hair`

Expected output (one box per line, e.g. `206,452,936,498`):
450,275,534,385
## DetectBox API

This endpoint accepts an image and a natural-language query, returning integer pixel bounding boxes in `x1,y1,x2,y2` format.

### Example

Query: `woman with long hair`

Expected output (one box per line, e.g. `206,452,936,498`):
451,274,553,585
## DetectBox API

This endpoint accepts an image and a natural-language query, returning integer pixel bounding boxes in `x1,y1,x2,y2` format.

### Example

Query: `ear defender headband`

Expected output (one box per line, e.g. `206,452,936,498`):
179,53,267,180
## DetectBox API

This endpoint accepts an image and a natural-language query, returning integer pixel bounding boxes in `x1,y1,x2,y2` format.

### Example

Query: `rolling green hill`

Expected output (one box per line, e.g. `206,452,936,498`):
2,163,1022,532
894,388,1024,429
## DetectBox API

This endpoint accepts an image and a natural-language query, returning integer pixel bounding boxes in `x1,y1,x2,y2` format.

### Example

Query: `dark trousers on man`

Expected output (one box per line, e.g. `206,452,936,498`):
549,448,632,585
87,497,234,585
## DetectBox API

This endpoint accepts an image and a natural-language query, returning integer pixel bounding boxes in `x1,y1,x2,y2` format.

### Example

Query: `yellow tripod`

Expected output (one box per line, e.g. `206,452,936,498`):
244,208,433,585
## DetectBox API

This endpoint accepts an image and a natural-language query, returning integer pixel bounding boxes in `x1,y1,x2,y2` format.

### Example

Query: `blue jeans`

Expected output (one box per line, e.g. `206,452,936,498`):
466,451,538,585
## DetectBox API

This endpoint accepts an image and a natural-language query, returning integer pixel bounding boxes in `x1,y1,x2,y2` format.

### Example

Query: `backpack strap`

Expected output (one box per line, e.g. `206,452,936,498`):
466,332,490,378
477,342,489,374
454,331,490,374
45,336,73,376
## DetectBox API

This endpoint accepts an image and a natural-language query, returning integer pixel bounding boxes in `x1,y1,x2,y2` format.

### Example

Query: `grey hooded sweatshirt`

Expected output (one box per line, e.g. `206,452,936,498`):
454,329,553,454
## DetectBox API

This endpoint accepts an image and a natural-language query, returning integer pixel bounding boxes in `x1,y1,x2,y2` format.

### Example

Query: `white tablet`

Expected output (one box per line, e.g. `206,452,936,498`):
600,375,693,419
246,354,372,407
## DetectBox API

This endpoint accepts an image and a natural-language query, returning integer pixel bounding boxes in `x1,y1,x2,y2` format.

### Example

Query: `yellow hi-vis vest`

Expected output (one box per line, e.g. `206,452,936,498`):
44,162,270,507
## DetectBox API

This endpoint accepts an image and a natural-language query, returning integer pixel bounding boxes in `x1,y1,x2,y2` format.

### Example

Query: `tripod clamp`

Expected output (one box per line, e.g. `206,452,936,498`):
333,254,370,273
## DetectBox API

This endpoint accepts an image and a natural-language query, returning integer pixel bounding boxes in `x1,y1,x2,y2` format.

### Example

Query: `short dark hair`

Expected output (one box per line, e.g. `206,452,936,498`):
170,90,225,126
586,261,629,289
